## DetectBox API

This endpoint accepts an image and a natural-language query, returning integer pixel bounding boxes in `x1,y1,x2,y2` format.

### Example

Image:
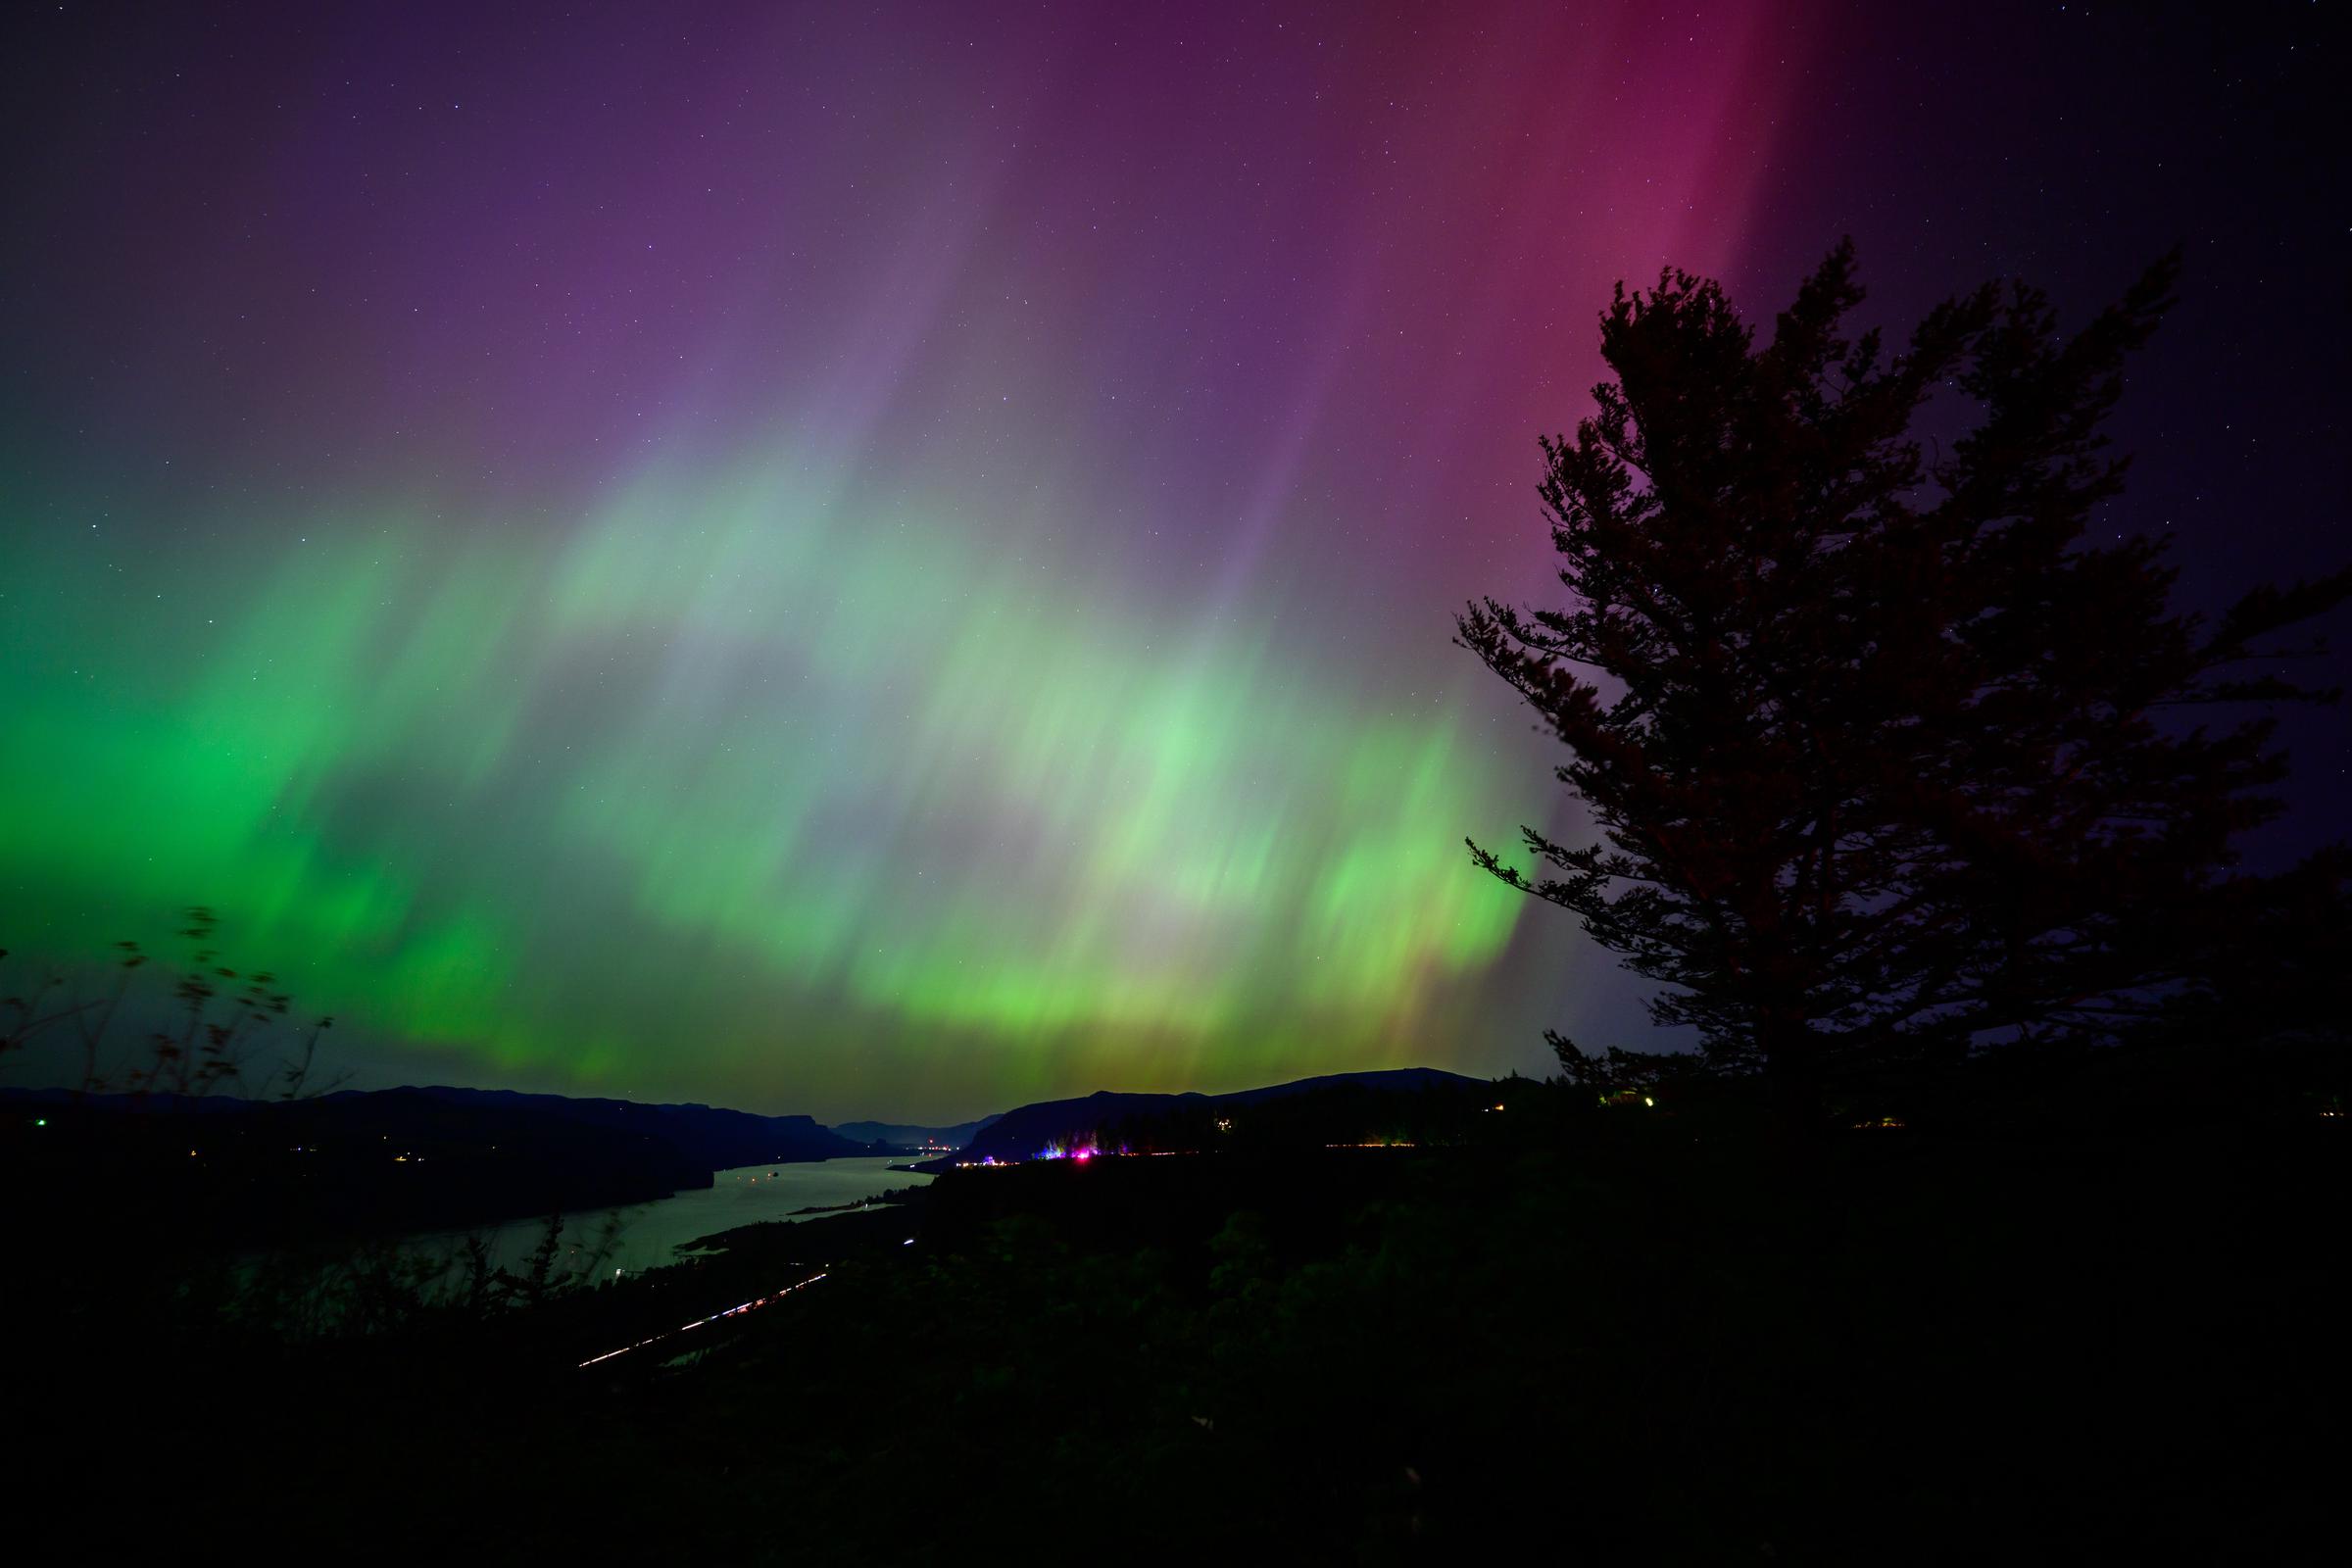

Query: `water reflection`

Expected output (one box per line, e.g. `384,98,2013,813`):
409,1154,929,1276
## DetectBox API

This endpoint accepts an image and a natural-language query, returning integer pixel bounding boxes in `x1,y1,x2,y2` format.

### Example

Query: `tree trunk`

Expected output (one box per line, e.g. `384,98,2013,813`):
1762,1012,1825,1151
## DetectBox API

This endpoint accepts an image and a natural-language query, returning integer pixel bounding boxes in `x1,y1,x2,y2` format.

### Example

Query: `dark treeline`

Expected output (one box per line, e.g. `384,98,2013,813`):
2,904,2339,1559
14,1098,2339,1560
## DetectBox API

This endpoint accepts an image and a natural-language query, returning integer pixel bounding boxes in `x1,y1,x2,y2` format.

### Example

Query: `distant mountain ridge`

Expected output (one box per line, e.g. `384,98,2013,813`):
831,1115,1001,1151
3,1083,868,1241
5,1082,867,1169
957,1067,1486,1163
342,1085,865,1169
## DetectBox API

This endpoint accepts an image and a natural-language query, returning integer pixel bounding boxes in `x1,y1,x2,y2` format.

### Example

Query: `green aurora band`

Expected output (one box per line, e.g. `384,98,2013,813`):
2,446,1536,1114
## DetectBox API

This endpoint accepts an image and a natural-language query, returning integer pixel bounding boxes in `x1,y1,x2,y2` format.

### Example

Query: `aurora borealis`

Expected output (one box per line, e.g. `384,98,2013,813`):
3,443,1535,1107
4,3,2342,1118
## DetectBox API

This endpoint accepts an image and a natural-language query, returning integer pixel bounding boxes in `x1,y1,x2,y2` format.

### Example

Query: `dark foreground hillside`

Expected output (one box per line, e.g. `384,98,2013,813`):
13,1097,2340,1562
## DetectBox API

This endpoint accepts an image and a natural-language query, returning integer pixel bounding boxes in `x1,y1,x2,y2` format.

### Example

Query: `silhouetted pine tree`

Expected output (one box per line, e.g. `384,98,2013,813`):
1459,242,2349,1128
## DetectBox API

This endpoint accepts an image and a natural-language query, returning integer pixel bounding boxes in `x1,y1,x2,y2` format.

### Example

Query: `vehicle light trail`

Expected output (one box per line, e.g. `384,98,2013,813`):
576,1270,828,1369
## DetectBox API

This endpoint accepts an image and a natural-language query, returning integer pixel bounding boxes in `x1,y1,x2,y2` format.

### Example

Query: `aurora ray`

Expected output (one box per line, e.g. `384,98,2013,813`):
0,1,1823,1116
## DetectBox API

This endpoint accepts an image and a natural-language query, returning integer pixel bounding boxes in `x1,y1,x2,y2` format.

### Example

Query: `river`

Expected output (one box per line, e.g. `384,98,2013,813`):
406,1154,931,1279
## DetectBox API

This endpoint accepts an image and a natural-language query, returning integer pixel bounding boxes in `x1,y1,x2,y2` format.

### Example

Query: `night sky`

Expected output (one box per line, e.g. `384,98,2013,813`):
2,2,2342,1120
